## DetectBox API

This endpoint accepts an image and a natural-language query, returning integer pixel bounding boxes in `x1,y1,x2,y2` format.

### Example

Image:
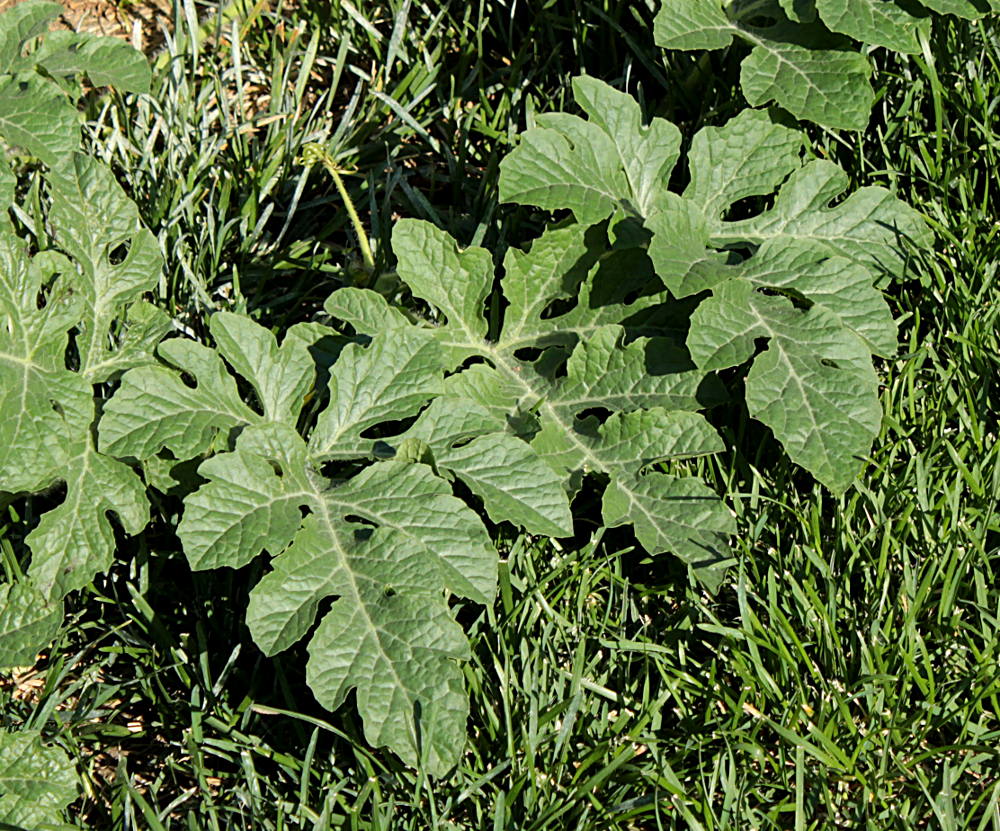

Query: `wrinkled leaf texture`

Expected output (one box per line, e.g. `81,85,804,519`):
101,308,575,774
0,0,149,166
0,729,76,829
653,0,999,129
98,75,928,776
0,154,167,663
499,76,928,493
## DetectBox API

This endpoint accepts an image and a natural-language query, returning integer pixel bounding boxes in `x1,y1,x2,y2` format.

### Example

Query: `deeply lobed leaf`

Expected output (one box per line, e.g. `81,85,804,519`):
329,218,736,585
653,0,998,129
499,81,928,493
0,0,149,165
0,156,166,618
101,308,577,773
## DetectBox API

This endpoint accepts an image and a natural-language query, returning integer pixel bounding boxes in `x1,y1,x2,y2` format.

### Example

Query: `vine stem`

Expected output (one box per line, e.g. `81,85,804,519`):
301,144,376,274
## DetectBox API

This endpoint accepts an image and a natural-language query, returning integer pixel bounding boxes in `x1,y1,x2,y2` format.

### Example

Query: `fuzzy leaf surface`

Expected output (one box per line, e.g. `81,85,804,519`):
328,220,732,581
0,3,149,164
0,730,76,828
0,582,61,667
0,155,164,610
103,314,524,774
500,82,928,492
653,0,995,129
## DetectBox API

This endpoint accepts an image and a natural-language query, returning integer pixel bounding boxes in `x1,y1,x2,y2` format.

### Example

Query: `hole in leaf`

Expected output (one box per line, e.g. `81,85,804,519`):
820,358,839,369
577,406,612,423
359,413,420,440
345,514,376,528
724,245,756,263
346,519,375,543
759,286,812,311
513,346,543,362
541,296,578,319
371,440,396,459
383,586,396,598
266,460,284,477
453,354,491,373
722,193,774,223
107,239,131,265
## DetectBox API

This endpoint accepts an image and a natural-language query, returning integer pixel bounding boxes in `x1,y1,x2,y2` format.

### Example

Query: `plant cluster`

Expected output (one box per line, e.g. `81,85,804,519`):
0,0,997,825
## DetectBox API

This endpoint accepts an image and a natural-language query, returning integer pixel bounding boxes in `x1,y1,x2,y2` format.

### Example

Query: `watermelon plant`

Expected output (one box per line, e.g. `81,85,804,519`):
655,0,999,129
0,2,160,673
0,7,156,818
90,76,927,772
0,0,936,789
0,0,149,166
498,76,929,493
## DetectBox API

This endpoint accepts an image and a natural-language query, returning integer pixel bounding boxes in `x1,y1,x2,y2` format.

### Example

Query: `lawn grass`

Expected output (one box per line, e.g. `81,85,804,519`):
1,2,998,829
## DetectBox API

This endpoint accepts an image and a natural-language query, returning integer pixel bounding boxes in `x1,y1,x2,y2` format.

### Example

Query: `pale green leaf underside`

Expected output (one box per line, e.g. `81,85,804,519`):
603,473,736,588
918,0,999,15
0,5,150,164
309,329,443,460
0,729,77,828
738,42,873,131
26,447,148,600
814,0,928,53
0,162,12,206
400,398,574,537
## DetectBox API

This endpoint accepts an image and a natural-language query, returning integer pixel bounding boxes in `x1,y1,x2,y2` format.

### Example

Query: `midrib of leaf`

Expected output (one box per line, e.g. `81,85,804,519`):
208,467,425,708
79,295,114,379
1,350,82,484
515,148,623,214
709,200,904,247
755,333,872,462
30,445,92,593
306,491,414,728
310,342,439,460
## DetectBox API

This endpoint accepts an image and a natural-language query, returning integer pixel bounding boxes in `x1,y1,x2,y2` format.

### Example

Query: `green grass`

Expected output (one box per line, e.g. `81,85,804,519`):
2,2,999,829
